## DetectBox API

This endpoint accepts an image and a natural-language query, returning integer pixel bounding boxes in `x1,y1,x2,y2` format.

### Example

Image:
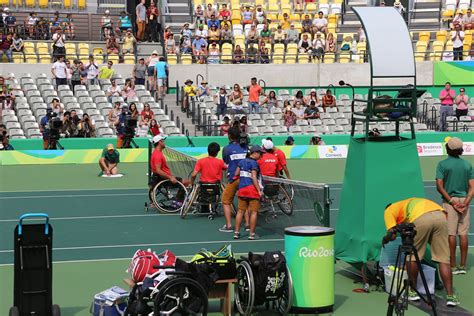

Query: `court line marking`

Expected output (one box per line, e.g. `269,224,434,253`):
0,193,146,200
0,238,284,254
0,188,145,194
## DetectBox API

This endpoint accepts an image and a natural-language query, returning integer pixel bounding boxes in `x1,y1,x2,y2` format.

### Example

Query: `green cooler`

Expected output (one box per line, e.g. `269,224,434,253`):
285,226,335,313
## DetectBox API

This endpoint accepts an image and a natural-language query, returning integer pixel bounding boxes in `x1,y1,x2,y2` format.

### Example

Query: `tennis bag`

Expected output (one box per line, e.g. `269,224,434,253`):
190,244,237,279
249,251,287,305
127,249,177,283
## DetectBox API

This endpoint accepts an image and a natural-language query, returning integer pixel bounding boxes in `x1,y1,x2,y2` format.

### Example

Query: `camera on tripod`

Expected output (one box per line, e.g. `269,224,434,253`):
48,112,63,140
124,114,138,137
394,223,416,246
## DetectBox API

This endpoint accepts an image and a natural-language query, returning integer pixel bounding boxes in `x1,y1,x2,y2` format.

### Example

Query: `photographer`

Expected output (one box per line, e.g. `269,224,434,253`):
114,105,136,148
61,111,78,138
40,109,53,149
382,198,459,307
77,113,95,138
0,131,14,150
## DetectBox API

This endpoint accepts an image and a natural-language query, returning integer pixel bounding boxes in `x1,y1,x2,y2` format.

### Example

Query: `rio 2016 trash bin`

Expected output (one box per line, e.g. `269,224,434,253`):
285,226,335,313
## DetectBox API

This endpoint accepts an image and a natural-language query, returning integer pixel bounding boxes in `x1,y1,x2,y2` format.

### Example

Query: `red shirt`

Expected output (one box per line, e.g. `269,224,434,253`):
150,149,171,176
274,148,287,172
258,152,280,177
194,156,226,183
248,84,262,102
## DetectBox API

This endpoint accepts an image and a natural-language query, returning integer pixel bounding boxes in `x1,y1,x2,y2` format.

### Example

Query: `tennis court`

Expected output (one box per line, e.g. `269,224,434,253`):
0,159,473,315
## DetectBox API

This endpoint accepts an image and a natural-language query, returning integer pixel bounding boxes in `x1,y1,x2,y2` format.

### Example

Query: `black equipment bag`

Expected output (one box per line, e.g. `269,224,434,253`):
198,183,221,204
248,251,287,305
191,245,237,280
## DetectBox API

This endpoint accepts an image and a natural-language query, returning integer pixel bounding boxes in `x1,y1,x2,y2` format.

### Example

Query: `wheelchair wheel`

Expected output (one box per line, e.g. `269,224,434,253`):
235,261,255,316
181,184,200,219
274,266,293,315
277,186,293,216
153,277,208,315
152,180,188,214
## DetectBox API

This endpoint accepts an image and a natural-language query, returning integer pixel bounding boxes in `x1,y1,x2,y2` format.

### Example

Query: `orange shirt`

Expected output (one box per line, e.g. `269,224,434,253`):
248,84,262,102
384,198,444,230
150,149,171,176
194,156,227,183
274,148,287,172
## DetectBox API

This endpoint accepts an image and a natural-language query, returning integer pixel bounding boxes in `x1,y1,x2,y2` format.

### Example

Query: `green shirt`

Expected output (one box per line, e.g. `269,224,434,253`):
436,155,473,197
98,66,114,79
102,149,120,164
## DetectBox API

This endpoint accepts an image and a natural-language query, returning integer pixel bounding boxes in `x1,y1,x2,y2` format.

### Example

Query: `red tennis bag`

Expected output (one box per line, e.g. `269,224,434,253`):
127,249,177,283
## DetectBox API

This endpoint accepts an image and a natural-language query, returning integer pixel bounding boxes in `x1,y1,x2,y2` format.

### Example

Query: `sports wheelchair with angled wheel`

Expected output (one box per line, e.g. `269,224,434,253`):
145,177,190,214
235,251,293,316
260,183,293,219
181,182,223,220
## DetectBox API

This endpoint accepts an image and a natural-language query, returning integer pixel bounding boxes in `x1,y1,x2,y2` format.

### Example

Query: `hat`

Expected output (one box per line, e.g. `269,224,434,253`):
249,145,265,153
447,137,463,150
153,135,167,144
105,9,110,14
394,1,400,5
262,139,274,150
121,104,128,109
52,97,59,102
223,116,230,120
316,31,322,36
311,88,316,93
107,143,114,150
201,80,208,84
287,136,295,142
314,133,321,138
185,79,193,84
151,50,158,55
290,23,295,26
4,8,9,11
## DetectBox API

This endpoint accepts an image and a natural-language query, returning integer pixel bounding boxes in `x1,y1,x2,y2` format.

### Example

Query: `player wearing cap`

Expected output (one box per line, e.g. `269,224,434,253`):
220,127,249,233
234,145,265,240
99,143,120,176
258,139,281,177
190,142,227,185
436,137,473,275
266,137,291,179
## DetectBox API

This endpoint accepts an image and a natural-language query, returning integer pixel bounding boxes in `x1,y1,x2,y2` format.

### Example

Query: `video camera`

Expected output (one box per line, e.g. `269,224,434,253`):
123,114,138,137
47,112,63,140
395,223,416,246
239,132,249,147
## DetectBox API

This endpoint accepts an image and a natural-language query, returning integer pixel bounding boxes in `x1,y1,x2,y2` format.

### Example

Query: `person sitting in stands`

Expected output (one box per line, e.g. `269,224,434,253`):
322,89,336,111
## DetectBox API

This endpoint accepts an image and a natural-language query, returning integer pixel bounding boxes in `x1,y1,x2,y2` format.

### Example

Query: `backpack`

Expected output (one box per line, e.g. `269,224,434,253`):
341,43,350,51
248,251,287,305
127,249,176,283
190,245,237,279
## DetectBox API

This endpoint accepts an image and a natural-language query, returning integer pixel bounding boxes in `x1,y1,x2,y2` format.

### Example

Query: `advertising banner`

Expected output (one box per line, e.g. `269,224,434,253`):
433,61,474,86
416,143,444,157
317,145,349,159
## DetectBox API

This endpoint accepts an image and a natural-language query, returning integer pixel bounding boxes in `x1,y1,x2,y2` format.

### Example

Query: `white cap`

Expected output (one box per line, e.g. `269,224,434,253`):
262,139,274,150
105,9,110,14
4,7,9,11
153,135,167,144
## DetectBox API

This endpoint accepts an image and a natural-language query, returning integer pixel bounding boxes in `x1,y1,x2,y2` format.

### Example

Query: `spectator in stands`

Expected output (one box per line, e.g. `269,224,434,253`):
273,25,286,44
165,32,177,54
322,89,336,111
195,24,208,40
453,11,464,29
52,28,66,60
146,1,161,43
146,50,159,91
70,60,82,89
294,0,304,13
439,82,456,131
312,32,325,61
208,43,221,64
246,43,258,63
122,29,136,55
0,32,12,63
129,103,139,119
455,88,469,120
310,134,325,145
246,24,259,45
230,84,244,109
26,12,38,39
197,80,210,98
99,144,119,176
180,35,192,54
208,25,220,44
298,33,312,54
141,103,154,121
233,45,244,63
136,0,147,41
219,4,231,21
313,11,328,35
192,35,208,63
260,24,272,44
11,32,22,54
50,11,61,34
183,79,197,111
133,58,146,86
214,86,228,119
108,101,121,127
4,9,16,34
247,77,263,114
304,101,320,120
451,24,465,61
240,116,249,133
255,5,266,24
357,27,366,42
340,34,353,53
221,16,231,29
305,89,320,106
37,17,50,40
149,119,162,136
220,116,231,136
61,111,77,138
325,32,336,53
280,13,291,30
117,11,132,39
302,15,312,34
101,10,113,39
259,46,270,64
283,106,296,128
181,23,192,39
207,14,220,29
85,55,99,85
293,90,305,106
106,33,119,55
205,3,218,21
155,56,168,98
285,136,295,146
393,1,405,15
0,130,13,150
0,92,14,111
241,5,254,25
79,61,87,84
287,24,300,44
220,23,232,44
194,5,205,25
122,78,136,101
98,61,115,80
65,59,72,86
106,79,122,102
261,90,278,111
292,101,305,119
50,98,63,116
51,56,68,87
463,8,473,30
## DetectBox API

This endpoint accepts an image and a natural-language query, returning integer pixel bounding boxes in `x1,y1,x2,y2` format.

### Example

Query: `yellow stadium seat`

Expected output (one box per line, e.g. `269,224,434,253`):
429,41,444,61
0,0,9,5
328,14,338,25
124,54,135,65
418,31,430,43
463,42,470,58
293,22,302,33
356,42,367,63
234,34,245,48
298,52,310,64
464,30,472,44
255,0,265,7
319,0,328,3
167,54,178,65
38,0,48,8
327,23,337,34
181,54,192,64
25,0,34,7
306,3,317,13
436,30,447,43
94,47,104,64
290,14,301,21
36,42,49,54
40,56,51,64
445,40,453,52
64,0,72,8
334,0,343,4
415,44,427,62
78,43,90,56
442,9,454,20
23,42,35,54
273,43,285,64
12,53,23,63
107,54,119,64
194,0,203,6
339,52,351,63
324,53,335,64
286,43,298,64
267,13,278,21
78,0,86,9
65,43,77,60
25,54,37,63
221,43,233,63
268,3,279,12
281,5,291,15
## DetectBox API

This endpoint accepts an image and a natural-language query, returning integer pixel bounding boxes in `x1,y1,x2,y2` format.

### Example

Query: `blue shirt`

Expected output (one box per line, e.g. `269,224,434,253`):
116,113,127,135
207,19,220,29
222,141,248,182
120,16,132,28
155,61,167,79
237,158,261,199
193,38,207,51
40,116,50,139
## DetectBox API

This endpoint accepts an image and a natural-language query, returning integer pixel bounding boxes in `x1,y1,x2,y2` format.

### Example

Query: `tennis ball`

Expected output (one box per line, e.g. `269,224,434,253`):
389,266,395,271
444,136,451,143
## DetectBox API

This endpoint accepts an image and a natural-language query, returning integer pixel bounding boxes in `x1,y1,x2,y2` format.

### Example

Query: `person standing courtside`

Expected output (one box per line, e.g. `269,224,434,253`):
436,137,473,275
136,0,147,42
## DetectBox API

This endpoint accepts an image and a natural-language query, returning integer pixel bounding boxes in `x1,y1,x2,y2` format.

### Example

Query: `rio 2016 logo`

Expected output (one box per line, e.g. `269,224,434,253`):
299,246,334,258
327,146,337,154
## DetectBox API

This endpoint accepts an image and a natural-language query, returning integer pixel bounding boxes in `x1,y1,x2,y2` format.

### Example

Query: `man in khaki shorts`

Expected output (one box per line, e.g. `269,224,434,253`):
382,198,459,306
436,137,473,275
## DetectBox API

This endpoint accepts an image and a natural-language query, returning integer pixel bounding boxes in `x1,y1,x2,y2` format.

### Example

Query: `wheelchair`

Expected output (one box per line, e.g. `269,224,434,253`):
235,253,293,315
180,182,222,220
145,178,189,214
259,183,293,219
125,266,208,315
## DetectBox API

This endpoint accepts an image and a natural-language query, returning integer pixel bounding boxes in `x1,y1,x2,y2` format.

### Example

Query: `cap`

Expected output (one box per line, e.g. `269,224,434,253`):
447,137,463,150
249,145,265,153
153,135,167,144
290,23,294,26
4,8,9,11
201,80,208,84
223,116,230,120
52,97,59,102
287,136,295,142
107,143,114,150
311,88,316,93
121,104,128,109
262,139,274,150
151,50,158,55
316,31,322,36
185,79,193,84
105,9,110,14
314,133,321,138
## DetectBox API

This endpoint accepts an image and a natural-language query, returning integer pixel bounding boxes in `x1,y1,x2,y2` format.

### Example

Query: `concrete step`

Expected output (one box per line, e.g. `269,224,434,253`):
414,2,441,9
167,0,189,4
167,4,192,14
165,14,193,24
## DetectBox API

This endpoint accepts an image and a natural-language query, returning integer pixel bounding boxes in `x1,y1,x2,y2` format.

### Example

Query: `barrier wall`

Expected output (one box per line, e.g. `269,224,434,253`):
433,61,474,86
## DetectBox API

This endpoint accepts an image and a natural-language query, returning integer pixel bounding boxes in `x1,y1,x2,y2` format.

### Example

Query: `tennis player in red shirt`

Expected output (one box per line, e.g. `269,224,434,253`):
258,139,281,177
190,142,227,185
265,137,291,179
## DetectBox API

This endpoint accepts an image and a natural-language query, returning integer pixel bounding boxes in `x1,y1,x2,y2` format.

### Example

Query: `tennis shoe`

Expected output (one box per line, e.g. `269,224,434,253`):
219,225,233,233
446,295,460,307
248,233,259,240
407,290,420,301
456,266,466,275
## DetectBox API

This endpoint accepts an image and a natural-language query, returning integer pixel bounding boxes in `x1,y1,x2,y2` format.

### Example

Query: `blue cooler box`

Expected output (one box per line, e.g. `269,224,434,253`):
92,286,128,316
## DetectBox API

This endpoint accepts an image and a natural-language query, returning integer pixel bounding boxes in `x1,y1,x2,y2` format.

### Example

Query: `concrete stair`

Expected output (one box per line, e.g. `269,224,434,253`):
165,0,194,32
408,0,442,30
161,95,205,136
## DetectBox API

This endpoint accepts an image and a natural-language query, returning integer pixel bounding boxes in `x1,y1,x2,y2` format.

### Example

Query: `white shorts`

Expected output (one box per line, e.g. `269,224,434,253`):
158,78,166,86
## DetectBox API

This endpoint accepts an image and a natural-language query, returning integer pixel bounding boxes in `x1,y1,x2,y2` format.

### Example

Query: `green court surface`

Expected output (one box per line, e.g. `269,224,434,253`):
1,157,473,315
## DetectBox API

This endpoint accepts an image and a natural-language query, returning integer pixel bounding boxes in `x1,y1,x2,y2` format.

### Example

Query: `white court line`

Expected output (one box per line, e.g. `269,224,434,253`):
0,193,145,200
0,238,284,254
0,187,145,194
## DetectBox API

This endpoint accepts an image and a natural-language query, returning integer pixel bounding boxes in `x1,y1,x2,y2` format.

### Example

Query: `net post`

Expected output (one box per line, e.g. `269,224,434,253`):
323,184,331,227
148,139,152,185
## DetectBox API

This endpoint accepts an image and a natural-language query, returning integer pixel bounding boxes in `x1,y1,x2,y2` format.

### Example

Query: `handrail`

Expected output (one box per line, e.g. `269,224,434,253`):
196,74,204,86
258,79,266,92
175,80,180,107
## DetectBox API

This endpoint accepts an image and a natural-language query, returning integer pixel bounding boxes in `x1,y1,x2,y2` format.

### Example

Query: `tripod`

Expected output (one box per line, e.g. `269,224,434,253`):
47,137,64,150
122,136,139,149
387,240,437,316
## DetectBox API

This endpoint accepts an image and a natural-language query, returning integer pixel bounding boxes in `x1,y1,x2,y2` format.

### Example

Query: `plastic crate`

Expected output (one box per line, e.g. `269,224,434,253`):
383,264,435,295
